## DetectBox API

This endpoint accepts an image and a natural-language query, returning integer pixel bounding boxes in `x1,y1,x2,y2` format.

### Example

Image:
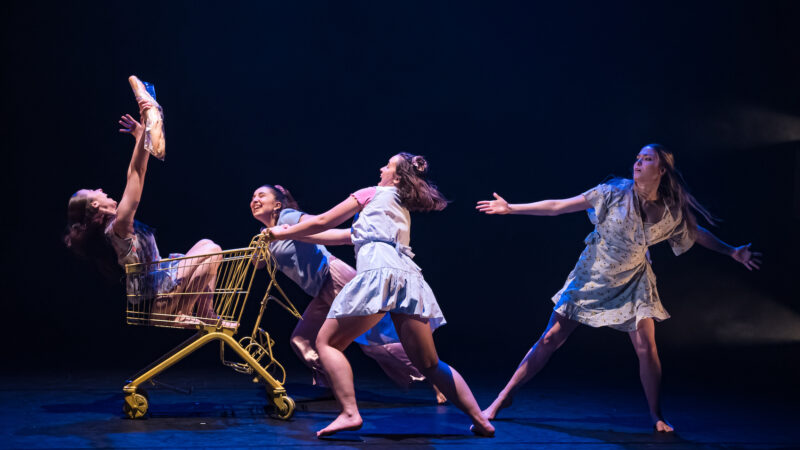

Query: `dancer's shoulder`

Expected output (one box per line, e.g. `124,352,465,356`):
351,186,378,208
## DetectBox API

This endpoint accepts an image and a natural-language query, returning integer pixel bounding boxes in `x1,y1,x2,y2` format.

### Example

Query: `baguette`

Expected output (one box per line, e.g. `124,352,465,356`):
128,75,166,160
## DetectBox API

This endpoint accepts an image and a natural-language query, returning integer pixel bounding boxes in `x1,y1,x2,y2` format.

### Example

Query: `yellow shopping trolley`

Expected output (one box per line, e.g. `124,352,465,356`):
122,234,301,419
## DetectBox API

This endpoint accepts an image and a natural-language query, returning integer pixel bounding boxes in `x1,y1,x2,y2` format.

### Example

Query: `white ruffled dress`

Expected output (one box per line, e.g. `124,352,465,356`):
328,186,446,331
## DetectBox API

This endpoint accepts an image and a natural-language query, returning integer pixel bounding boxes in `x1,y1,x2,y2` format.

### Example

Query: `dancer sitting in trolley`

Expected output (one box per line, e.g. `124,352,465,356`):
65,100,222,324
250,184,446,402
267,153,495,437
476,143,762,432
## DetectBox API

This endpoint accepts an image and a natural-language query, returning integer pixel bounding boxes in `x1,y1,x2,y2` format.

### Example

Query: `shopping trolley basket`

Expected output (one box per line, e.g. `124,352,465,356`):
122,234,302,419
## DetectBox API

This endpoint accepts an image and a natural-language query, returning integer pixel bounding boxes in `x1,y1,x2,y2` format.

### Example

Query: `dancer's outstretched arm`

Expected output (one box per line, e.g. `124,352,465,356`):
476,192,591,216
695,226,762,271
113,99,155,237
296,229,353,246
269,197,360,241
289,215,353,246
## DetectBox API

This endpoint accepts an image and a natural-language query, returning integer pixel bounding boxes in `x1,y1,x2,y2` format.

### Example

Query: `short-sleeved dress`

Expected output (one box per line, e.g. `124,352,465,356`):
552,178,695,332
105,219,180,297
269,208,334,297
328,186,446,331
269,208,402,345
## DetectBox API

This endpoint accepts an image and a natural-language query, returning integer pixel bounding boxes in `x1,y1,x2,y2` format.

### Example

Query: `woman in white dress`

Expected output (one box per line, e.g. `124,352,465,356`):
476,144,762,432
267,153,495,437
250,184,445,402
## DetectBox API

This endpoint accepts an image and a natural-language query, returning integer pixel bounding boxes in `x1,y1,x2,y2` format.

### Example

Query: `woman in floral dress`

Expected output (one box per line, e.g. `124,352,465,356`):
476,144,762,432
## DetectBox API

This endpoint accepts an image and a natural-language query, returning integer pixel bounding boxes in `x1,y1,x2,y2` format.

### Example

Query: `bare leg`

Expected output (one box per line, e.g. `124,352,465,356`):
390,313,494,437
291,295,334,387
357,342,445,402
173,239,221,317
483,312,578,420
315,314,387,437
629,318,673,432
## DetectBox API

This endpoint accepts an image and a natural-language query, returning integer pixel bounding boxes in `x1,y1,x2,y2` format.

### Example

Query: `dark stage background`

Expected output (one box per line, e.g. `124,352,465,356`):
2,1,798,391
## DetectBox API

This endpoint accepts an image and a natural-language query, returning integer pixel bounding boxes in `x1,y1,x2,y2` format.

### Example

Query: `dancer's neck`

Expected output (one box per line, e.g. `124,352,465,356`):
635,180,660,202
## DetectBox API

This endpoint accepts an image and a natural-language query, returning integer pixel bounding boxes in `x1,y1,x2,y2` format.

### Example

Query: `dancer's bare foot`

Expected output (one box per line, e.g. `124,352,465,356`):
482,395,512,420
432,384,447,404
173,314,203,328
654,419,674,433
469,418,496,437
316,412,363,437
196,315,238,329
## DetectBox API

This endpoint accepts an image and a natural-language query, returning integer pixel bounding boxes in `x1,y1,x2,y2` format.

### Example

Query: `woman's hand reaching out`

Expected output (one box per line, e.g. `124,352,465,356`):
476,193,511,215
119,99,156,140
118,114,143,140
262,224,290,241
731,243,762,271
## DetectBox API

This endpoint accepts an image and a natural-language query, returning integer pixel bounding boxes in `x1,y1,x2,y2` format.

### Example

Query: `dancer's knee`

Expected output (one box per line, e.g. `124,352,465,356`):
538,330,566,352
634,342,658,361
291,333,311,352
314,333,332,352
416,357,442,377
196,238,218,249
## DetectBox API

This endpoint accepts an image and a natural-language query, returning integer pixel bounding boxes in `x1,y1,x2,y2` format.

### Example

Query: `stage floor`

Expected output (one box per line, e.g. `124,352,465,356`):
1,362,797,449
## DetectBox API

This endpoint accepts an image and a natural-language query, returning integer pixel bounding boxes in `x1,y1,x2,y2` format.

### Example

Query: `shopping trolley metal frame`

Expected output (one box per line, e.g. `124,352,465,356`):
121,234,301,419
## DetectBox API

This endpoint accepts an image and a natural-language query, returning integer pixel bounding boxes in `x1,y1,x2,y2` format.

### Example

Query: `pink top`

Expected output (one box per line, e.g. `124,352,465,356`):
350,186,377,208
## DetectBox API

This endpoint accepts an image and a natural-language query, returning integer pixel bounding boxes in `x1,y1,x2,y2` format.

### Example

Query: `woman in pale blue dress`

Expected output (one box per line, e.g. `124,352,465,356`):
250,184,445,403
476,144,762,432
268,153,495,437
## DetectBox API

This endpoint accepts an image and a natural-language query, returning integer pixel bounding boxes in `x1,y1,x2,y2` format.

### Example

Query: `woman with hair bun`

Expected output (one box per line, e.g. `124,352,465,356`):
250,184,445,401
267,153,494,437
476,144,762,432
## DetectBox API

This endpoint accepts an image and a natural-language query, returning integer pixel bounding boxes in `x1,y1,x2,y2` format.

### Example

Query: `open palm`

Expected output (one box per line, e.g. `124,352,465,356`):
731,243,762,271
476,193,511,215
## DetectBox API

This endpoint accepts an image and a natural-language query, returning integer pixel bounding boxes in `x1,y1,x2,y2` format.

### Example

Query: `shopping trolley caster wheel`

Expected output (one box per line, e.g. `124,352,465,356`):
123,393,149,419
271,395,295,420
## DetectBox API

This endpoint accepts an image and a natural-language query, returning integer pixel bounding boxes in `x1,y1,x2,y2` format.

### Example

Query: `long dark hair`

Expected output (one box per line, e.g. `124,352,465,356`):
259,184,300,212
64,190,153,282
64,191,121,281
393,153,449,212
644,144,718,234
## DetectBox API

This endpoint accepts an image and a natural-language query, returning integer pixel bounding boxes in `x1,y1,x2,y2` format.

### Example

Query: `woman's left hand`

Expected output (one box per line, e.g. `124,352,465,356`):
118,114,144,140
731,243,762,271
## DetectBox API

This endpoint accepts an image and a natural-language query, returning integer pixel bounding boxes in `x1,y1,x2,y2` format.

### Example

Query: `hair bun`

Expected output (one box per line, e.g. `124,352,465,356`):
411,155,429,174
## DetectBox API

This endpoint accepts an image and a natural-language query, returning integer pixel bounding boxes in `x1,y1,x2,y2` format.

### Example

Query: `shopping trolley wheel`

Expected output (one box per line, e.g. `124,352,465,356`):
123,392,149,419
271,395,295,420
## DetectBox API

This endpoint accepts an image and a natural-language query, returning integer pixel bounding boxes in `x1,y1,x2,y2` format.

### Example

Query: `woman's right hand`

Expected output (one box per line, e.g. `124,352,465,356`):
476,193,511,215
261,224,290,240
137,98,156,119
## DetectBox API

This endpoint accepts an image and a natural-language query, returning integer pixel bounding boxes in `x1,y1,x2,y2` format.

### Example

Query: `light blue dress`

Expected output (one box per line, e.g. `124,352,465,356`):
271,208,402,345
269,208,333,297
329,186,447,332
552,178,695,332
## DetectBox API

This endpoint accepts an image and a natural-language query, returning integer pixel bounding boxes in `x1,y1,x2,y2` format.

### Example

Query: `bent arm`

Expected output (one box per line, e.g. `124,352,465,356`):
272,196,360,240
296,228,353,246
